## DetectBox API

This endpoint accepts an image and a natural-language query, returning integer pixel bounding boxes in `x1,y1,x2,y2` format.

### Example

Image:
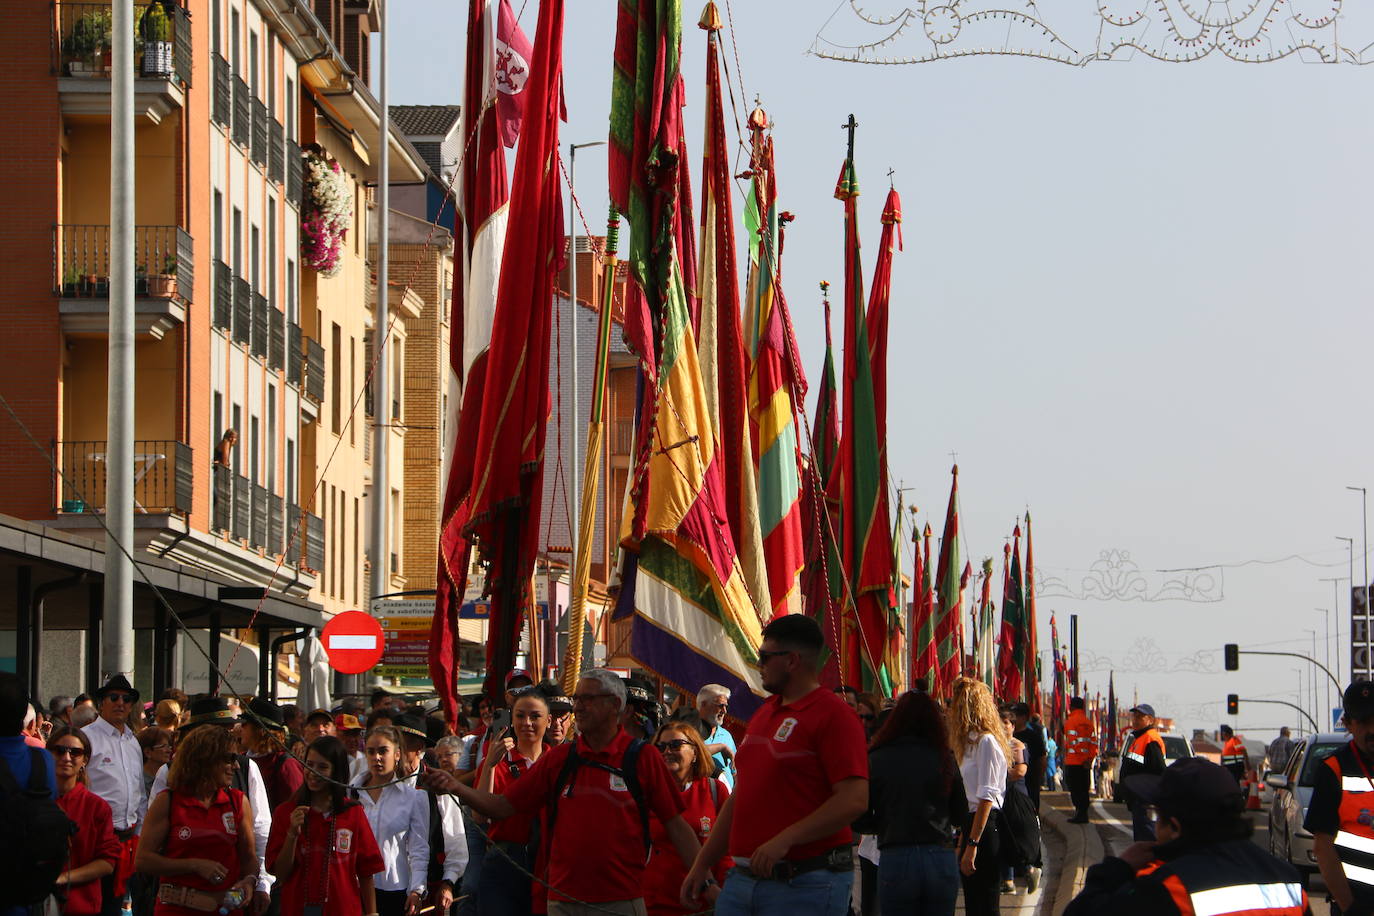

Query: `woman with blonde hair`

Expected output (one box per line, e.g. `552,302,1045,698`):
945,678,1011,916
154,699,182,732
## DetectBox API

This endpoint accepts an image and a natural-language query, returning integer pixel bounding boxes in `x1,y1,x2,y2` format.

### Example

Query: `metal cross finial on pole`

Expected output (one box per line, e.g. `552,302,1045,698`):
842,114,858,159
887,167,895,188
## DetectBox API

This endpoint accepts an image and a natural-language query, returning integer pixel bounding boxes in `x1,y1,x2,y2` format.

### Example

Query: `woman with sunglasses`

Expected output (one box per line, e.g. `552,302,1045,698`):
643,722,731,916
475,687,549,916
47,725,121,916
135,725,258,915
267,735,385,916
138,727,175,799
354,725,430,916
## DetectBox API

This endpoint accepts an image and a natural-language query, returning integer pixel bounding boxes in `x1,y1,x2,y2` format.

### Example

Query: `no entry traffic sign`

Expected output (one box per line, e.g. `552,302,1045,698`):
321,611,385,674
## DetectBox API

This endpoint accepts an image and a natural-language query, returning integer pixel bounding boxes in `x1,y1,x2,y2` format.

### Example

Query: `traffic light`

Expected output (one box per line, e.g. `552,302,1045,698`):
1224,644,1240,671
1227,694,1239,715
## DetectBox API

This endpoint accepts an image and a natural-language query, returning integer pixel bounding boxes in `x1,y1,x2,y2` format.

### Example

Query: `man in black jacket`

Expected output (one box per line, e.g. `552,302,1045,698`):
1064,758,1309,915
1118,703,1167,840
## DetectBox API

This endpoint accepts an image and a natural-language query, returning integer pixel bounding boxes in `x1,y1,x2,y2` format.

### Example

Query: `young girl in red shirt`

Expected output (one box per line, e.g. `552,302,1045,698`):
48,725,121,915
267,735,384,916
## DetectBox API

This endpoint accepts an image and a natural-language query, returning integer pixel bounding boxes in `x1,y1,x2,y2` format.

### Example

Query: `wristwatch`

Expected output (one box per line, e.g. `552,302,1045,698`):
967,837,981,847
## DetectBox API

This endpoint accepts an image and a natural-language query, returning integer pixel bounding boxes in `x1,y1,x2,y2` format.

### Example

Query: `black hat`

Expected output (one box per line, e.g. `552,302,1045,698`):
424,716,448,746
95,674,140,706
243,698,286,732
536,678,573,714
1345,681,1374,720
183,695,239,732
305,708,333,726
625,674,656,707
1123,757,1242,818
396,710,435,748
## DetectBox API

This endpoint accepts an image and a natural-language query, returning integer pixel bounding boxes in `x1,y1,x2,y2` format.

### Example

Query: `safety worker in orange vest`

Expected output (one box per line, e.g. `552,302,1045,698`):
1306,681,1374,916
1119,703,1167,841
1062,757,1309,916
1219,724,1249,785
1064,697,1098,824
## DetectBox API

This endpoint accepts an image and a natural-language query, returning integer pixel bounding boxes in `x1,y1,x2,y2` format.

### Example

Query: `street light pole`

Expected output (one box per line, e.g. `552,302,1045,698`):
565,140,605,566
1317,608,1331,719
1348,487,1367,614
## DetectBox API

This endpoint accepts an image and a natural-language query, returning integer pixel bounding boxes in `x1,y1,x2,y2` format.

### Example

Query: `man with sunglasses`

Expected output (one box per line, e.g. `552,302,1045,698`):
85,675,147,916
682,615,868,916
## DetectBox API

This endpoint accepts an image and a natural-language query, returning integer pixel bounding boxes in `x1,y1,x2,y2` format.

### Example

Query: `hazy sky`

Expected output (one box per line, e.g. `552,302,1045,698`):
384,1,1374,737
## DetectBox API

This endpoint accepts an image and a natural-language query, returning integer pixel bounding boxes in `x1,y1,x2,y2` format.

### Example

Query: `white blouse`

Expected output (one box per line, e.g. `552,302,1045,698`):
958,732,1008,813
353,774,431,894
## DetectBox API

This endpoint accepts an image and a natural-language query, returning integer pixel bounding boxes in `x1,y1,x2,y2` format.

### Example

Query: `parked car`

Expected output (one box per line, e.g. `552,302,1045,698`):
1110,732,1195,802
1267,732,1347,880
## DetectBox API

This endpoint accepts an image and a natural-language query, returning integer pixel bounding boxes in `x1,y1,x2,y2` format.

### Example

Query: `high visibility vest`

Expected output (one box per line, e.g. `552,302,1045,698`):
1064,710,1098,765
1221,737,1247,772
1125,727,1165,767
1322,744,1374,892
1142,838,1307,916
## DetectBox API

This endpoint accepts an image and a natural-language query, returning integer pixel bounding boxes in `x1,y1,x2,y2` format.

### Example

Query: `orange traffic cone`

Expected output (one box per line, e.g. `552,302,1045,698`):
1246,771,1262,811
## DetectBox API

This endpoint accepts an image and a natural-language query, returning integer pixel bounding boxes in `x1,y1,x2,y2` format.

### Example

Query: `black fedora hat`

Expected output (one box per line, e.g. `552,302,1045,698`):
182,695,240,732
396,710,436,748
243,697,287,732
94,674,140,706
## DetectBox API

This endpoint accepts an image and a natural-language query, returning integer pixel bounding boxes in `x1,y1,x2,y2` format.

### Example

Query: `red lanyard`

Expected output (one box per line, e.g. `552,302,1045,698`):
304,810,335,906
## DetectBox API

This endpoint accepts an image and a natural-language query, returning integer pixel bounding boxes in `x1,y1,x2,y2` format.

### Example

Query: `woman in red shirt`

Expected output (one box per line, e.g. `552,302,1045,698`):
47,725,120,915
267,735,384,916
644,722,731,916
135,726,257,915
477,688,550,916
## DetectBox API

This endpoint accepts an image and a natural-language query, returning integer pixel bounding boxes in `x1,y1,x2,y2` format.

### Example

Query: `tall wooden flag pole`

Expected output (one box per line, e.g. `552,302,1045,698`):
561,211,621,694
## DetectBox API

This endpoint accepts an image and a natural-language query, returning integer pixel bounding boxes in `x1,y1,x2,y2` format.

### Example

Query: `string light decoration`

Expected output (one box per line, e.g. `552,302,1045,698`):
1035,549,1224,603
810,0,1360,66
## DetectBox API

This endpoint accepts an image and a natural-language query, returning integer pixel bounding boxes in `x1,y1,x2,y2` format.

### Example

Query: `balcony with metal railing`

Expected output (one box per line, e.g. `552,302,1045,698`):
213,260,232,330
287,323,303,386
304,511,324,573
55,224,192,340
269,311,285,371
304,338,325,404
251,292,268,358
233,474,250,542
54,439,193,517
54,2,191,124
212,464,232,533
251,97,268,166
250,484,268,549
212,53,231,127
232,76,251,147
232,276,251,345
285,139,303,205
269,121,285,185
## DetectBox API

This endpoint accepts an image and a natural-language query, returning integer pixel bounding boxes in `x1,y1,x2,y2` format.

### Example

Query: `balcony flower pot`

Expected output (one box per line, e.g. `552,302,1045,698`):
61,499,85,514
67,60,94,77
139,5,173,76
148,274,177,298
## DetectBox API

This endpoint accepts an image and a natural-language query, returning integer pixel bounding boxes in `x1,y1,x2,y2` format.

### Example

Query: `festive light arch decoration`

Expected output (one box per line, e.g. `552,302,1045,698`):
810,0,1365,66
1035,549,1224,603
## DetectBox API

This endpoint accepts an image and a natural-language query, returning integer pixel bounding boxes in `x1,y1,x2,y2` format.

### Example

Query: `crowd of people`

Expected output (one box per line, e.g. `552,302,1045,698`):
0,613,1329,916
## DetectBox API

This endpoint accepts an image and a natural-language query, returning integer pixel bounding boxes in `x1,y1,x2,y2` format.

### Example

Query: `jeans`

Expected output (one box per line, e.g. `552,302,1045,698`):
1129,801,1156,842
875,845,957,916
478,843,533,916
715,866,852,916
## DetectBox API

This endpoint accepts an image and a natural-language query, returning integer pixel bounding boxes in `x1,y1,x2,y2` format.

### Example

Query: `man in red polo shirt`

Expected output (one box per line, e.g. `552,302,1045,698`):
681,615,868,916
427,668,703,916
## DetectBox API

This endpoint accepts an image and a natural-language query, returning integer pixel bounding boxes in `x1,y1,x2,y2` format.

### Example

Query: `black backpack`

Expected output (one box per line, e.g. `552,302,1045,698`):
547,740,650,858
0,749,75,906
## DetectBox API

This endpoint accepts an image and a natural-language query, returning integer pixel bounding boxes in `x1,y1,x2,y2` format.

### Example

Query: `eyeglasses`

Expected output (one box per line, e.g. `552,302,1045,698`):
221,754,238,765
104,693,134,704
571,693,611,704
51,746,85,759
151,744,172,751
656,739,692,752
756,649,793,665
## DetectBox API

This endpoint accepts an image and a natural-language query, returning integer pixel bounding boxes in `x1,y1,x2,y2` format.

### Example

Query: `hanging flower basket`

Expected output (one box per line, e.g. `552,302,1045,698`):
300,149,352,278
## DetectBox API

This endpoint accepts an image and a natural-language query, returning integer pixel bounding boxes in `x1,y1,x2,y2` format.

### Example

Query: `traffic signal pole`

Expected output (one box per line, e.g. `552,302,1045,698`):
1232,696,1319,733
1225,645,1342,697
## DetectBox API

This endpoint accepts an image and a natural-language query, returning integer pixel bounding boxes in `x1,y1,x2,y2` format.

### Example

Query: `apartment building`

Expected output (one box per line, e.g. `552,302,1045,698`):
0,0,429,701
